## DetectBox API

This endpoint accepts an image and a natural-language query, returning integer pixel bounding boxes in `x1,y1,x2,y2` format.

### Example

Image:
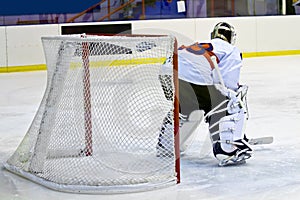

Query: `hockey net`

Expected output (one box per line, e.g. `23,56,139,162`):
4,34,179,193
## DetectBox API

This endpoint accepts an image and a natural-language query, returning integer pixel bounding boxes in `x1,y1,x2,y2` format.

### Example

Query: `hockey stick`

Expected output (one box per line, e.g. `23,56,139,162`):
214,57,271,146
248,136,274,145
211,55,274,146
211,56,225,87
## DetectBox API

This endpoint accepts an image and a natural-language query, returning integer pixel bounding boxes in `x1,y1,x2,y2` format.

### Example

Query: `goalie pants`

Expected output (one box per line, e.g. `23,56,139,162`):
179,79,227,142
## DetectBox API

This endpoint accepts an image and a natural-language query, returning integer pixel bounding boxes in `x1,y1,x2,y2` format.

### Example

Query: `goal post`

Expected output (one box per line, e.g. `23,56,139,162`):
4,34,179,193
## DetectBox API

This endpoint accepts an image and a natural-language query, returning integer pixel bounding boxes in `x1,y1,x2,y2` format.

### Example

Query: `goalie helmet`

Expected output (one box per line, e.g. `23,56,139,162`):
211,22,236,45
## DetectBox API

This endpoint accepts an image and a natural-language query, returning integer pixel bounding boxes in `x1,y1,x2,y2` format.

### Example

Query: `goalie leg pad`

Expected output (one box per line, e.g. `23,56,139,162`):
179,110,204,152
157,122,174,157
218,110,246,153
213,110,252,165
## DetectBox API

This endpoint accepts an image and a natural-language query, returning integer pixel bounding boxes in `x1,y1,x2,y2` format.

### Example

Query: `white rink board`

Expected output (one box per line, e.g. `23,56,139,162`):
0,27,6,68
1,16,300,68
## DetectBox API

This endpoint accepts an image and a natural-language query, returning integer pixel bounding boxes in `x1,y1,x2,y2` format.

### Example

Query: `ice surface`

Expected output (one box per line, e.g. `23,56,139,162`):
1,55,300,199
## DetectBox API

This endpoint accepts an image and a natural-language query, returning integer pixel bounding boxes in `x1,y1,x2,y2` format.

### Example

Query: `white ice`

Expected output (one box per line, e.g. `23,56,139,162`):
1,55,300,200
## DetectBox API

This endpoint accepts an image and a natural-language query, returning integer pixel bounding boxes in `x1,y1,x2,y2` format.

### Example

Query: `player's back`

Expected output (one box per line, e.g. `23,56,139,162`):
178,43,214,85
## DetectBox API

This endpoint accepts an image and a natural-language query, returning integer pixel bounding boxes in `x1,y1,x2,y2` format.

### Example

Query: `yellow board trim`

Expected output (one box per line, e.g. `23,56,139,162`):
74,57,166,68
1,50,300,73
0,57,166,73
243,50,300,58
0,64,46,73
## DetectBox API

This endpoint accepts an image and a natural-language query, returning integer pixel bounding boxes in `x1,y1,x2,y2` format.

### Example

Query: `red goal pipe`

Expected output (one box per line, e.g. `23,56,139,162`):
173,38,180,184
82,40,93,156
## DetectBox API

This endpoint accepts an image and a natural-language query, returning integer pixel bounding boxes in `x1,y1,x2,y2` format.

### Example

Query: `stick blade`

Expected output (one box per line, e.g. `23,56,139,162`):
248,136,274,145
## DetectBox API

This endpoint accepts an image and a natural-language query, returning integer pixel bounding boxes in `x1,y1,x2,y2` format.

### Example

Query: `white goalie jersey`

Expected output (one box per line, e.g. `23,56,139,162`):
178,38,242,91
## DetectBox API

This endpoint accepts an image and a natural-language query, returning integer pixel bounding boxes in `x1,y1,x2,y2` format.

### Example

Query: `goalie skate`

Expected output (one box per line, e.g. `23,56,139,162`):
218,148,252,167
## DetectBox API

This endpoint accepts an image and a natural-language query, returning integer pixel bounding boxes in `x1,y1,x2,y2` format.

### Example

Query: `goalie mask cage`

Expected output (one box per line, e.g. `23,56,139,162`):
4,34,179,194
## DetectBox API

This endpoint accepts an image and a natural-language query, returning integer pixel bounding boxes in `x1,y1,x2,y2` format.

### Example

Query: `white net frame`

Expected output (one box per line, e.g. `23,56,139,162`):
4,34,179,194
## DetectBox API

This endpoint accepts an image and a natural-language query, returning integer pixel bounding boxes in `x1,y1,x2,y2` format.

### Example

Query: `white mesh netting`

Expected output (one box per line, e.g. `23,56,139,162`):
4,34,178,193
